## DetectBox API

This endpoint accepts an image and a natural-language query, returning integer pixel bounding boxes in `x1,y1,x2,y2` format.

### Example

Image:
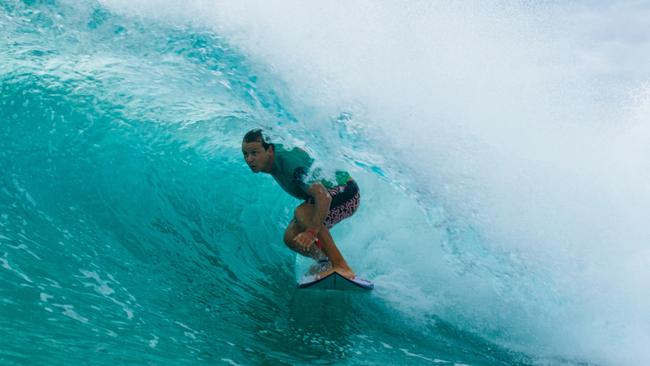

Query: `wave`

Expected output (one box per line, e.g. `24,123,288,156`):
2,1,649,365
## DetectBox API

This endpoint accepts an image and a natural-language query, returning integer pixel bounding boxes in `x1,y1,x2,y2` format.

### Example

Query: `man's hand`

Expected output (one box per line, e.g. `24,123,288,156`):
293,230,318,251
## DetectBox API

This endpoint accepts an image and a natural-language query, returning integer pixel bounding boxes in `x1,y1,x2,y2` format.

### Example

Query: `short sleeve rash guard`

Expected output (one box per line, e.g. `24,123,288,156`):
270,144,353,200
270,145,314,200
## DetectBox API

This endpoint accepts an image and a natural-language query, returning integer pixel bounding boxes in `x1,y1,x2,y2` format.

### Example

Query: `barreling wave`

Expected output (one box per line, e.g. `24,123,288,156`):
2,1,649,365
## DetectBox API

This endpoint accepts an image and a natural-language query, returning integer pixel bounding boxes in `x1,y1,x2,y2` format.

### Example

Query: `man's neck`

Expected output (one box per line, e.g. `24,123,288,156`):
265,153,277,174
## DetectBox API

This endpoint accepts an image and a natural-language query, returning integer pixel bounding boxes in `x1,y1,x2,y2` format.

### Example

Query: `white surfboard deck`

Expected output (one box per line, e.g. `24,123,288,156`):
298,271,374,291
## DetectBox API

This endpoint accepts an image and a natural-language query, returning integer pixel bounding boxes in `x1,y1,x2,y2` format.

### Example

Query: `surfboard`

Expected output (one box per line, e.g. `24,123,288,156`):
298,271,374,291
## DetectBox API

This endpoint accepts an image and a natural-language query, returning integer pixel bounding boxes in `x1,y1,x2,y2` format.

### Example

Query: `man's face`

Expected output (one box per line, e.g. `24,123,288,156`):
242,141,273,173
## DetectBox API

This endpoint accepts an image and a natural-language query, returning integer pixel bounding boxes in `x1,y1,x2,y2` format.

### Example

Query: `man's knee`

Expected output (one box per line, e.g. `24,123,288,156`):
283,232,292,247
293,203,313,228
284,220,297,246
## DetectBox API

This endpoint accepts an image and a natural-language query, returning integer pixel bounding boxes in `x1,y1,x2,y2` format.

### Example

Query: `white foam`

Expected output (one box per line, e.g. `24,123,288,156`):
99,1,650,364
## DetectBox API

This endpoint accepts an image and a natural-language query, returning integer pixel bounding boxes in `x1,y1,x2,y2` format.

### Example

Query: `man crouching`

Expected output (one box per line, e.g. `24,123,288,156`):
241,129,360,279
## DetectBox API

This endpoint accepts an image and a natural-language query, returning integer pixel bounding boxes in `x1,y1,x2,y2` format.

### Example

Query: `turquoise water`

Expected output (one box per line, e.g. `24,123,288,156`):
2,1,649,365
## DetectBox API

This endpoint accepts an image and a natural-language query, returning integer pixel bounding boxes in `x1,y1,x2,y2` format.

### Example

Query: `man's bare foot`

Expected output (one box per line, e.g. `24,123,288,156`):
317,266,355,280
308,259,331,275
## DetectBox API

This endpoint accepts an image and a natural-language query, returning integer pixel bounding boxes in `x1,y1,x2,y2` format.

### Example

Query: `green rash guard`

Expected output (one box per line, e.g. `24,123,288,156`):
270,144,352,201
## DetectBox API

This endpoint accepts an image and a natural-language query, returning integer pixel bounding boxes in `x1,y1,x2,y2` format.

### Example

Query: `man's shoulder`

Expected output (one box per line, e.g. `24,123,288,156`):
275,145,312,165
275,144,307,155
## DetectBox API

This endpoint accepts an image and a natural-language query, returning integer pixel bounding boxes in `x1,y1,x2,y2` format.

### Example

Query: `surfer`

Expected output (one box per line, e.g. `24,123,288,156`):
242,129,359,279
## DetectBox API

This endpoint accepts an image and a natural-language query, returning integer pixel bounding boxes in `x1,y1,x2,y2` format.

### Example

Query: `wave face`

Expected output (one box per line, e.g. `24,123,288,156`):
2,1,649,365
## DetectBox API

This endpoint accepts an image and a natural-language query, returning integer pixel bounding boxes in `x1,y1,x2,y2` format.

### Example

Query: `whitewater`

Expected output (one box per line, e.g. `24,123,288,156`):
1,0,649,365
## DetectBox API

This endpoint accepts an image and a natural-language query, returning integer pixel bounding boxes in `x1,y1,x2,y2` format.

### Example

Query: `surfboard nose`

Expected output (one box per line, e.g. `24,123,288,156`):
298,271,374,291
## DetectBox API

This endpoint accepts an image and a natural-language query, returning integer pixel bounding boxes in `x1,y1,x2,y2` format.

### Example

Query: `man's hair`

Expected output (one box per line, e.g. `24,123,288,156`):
243,129,272,150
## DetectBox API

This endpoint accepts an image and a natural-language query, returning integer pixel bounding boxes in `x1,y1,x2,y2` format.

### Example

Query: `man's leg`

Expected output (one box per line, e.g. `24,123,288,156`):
283,218,326,259
290,203,355,279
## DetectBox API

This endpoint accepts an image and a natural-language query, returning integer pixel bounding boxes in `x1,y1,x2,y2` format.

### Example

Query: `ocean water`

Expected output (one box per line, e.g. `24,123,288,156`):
1,1,649,365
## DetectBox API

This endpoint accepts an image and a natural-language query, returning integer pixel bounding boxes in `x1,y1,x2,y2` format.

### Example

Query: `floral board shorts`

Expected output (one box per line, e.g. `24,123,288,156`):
307,180,361,229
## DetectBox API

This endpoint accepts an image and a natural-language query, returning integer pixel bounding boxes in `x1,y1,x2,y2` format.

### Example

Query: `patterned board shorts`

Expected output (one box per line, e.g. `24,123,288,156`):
307,180,361,229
